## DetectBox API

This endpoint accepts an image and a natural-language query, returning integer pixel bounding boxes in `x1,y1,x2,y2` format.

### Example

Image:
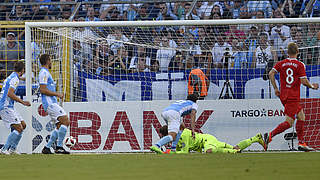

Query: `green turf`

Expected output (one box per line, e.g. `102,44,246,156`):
0,152,320,180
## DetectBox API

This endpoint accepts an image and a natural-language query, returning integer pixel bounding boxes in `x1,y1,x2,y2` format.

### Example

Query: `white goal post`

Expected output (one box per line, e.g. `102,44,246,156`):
21,18,320,154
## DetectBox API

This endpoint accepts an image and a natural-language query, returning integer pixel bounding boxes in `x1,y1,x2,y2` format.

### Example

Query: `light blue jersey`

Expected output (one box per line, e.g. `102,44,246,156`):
0,72,19,110
39,67,57,111
164,100,198,116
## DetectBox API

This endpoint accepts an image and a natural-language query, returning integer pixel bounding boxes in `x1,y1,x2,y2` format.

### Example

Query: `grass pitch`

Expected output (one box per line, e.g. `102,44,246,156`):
0,152,319,180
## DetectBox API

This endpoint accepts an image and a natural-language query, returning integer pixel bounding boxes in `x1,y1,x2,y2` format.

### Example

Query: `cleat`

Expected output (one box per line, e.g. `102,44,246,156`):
9,149,21,155
55,146,70,154
256,133,266,149
263,132,272,151
298,143,314,152
0,149,10,155
150,146,163,154
42,147,53,154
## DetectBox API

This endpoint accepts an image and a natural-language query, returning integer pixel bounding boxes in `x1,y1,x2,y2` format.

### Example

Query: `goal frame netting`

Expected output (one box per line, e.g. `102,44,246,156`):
24,18,320,154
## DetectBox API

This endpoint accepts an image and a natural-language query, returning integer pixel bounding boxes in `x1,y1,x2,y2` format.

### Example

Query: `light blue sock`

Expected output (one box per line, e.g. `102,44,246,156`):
10,131,23,151
2,130,20,151
45,129,59,148
155,135,173,148
171,130,182,150
57,125,68,147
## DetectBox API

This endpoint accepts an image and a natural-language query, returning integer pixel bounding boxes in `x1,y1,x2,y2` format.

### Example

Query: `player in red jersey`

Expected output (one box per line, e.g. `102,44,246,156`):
264,42,319,151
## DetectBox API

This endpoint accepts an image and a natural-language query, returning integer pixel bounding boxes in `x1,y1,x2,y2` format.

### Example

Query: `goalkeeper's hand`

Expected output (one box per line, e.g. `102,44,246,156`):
163,149,176,154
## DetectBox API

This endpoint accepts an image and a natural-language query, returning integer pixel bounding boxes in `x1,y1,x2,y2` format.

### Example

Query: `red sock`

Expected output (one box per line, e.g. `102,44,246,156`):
296,120,305,144
271,121,291,138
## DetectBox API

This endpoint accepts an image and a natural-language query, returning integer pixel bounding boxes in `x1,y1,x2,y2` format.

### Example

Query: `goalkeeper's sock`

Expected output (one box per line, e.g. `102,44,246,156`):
295,120,305,144
237,136,258,150
171,130,182,150
57,125,68,147
2,130,20,151
10,131,23,151
46,129,59,148
155,135,173,148
271,121,291,138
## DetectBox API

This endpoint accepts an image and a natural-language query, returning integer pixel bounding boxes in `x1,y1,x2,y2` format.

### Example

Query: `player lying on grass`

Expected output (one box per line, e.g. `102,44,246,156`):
150,94,198,153
152,125,265,154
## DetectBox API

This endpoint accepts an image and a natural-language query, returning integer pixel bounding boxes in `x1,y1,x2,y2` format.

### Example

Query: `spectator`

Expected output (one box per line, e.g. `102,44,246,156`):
0,4,9,21
184,2,200,20
199,1,214,19
256,10,271,35
172,2,185,20
270,23,290,61
136,4,152,21
252,32,277,69
123,4,141,21
168,52,185,71
106,28,129,55
211,32,232,69
129,46,151,70
7,5,28,21
305,23,320,64
0,32,24,80
156,35,175,72
29,4,48,20
244,25,259,68
86,6,100,21
224,0,246,19
247,0,272,18
155,3,178,21
131,53,150,73
225,25,246,45
150,60,160,72
280,0,295,18
108,46,128,74
230,38,248,69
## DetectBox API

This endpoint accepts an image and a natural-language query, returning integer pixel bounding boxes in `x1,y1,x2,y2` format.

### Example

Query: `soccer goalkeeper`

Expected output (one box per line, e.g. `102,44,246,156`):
156,125,265,154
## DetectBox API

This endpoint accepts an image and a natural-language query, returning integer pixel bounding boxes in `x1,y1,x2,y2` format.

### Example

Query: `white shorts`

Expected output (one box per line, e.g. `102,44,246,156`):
161,110,181,134
0,108,23,129
46,103,67,123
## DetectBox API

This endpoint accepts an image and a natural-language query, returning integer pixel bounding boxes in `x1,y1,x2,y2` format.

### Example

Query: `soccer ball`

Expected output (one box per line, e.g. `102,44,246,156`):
64,136,77,148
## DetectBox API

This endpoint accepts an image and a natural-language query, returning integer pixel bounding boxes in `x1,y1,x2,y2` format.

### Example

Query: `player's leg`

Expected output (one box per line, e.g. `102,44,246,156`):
55,113,70,154
9,120,26,154
0,109,23,154
43,103,70,154
204,135,238,154
296,109,314,151
235,133,265,151
151,110,179,154
263,101,296,150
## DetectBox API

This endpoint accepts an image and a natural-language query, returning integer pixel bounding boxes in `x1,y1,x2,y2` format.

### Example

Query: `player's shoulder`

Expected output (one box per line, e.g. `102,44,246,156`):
39,68,49,75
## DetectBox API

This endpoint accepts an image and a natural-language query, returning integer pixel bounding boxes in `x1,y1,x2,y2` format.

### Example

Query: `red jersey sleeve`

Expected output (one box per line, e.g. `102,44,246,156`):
273,61,282,73
297,62,307,79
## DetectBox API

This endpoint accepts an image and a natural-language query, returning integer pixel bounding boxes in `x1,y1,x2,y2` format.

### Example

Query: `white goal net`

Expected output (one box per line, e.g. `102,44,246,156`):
24,18,320,153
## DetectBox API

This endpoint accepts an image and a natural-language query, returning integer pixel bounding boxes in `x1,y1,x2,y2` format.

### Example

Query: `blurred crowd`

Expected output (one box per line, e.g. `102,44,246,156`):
0,0,320,79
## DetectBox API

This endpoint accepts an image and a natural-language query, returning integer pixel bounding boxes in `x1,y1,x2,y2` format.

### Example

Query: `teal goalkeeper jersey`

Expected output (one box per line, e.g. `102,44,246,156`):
176,129,211,153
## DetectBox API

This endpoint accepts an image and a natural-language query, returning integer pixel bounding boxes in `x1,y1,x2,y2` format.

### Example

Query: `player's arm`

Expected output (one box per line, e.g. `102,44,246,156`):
7,87,30,106
39,84,63,99
269,68,280,97
190,109,197,138
301,78,319,90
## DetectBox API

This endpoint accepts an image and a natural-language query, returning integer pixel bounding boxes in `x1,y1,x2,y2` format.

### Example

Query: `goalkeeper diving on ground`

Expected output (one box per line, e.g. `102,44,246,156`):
151,125,265,154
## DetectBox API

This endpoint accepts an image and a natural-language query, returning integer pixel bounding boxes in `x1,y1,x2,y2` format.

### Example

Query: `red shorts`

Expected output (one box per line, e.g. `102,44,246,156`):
281,99,302,119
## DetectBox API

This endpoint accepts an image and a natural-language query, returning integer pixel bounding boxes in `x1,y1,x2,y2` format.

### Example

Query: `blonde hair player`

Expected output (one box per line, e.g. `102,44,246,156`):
264,42,319,151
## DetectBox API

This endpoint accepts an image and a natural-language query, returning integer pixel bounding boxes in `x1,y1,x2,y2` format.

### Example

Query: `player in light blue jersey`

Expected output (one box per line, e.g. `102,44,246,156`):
39,54,70,154
150,94,198,153
0,62,31,155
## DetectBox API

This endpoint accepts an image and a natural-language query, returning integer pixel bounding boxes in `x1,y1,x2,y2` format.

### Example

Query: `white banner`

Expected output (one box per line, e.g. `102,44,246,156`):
0,99,294,153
